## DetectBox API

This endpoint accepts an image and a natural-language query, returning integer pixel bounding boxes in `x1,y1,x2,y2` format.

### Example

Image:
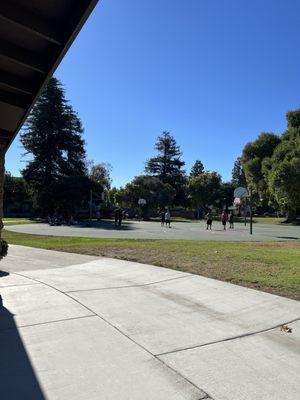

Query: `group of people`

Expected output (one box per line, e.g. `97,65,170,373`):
160,208,172,228
48,212,77,226
48,207,234,231
159,208,234,231
206,210,234,230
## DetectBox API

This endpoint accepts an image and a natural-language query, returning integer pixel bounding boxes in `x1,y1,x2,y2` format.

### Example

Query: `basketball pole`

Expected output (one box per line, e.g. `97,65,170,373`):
250,189,253,235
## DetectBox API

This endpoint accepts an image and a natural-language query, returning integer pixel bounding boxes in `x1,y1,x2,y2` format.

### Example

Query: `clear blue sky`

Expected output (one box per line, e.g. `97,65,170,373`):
6,0,300,187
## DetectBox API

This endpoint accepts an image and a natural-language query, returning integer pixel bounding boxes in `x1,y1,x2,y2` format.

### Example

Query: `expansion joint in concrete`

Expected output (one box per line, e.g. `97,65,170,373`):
65,274,195,293
11,271,213,400
0,314,96,333
0,282,39,288
156,315,300,357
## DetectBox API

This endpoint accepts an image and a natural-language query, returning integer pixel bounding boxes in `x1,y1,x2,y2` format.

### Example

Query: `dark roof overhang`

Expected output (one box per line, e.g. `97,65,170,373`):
0,0,99,149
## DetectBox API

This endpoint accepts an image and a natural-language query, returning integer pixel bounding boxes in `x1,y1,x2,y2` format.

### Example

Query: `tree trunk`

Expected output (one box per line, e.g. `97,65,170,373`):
0,140,7,237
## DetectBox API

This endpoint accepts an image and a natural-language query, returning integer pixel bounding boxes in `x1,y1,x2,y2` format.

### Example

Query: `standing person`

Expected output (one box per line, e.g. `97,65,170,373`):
114,206,120,227
165,209,171,228
229,211,234,229
221,210,228,230
118,207,123,226
206,210,212,230
160,208,166,227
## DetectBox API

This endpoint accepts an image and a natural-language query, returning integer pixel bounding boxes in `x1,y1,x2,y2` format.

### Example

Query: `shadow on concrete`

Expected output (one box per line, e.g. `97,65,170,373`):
276,236,299,240
0,302,45,399
73,220,135,231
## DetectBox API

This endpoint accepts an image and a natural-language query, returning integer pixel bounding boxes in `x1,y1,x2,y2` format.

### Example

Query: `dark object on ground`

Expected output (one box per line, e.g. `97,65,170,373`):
280,324,292,333
0,239,8,259
48,216,62,226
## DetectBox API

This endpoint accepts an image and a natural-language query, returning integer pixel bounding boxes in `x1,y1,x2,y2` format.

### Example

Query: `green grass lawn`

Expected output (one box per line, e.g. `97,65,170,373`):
3,218,40,226
3,228,300,301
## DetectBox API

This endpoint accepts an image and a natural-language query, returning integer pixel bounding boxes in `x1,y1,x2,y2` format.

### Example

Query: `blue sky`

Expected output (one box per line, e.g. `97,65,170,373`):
6,0,300,187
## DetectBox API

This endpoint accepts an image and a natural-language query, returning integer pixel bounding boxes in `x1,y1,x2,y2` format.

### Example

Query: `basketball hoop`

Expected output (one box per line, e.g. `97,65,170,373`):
234,187,249,199
138,198,146,206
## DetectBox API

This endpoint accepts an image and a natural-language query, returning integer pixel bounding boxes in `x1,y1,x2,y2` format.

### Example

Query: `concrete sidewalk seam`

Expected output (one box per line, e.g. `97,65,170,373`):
64,274,195,293
64,288,213,399
155,354,214,400
15,271,212,400
156,315,300,357
0,282,40,288
0,314,96,333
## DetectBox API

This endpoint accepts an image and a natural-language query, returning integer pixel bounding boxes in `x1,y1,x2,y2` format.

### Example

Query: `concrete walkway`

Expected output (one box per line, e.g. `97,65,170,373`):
1,245,299,399
6,220,300,241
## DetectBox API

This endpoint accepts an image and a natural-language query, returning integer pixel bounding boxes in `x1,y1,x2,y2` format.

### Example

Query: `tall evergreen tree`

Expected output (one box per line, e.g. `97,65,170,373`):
190,160,204,178
21,77,87,212
231,157,246,187
145,131,186,204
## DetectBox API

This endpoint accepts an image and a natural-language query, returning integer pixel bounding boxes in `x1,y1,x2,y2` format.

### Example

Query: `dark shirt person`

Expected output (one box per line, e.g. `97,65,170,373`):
114,208,119,226
160,209,166,227
206,212,212,230
221,211,228,230
118,208,123,226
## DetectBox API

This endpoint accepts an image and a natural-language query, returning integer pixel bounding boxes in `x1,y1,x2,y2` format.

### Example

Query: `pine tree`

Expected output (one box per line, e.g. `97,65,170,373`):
145,131,186,204
21,77,86,211
190,160,204,178
145,131,185,185
231,157,246,187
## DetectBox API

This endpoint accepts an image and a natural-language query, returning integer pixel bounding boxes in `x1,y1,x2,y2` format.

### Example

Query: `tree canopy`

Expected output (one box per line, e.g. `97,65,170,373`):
190,160,204,178
188,171,221,210
21,77,88,214
118,175,176,216
4,173,31,213
88,162,112,190
21,77,86,189
231,157,246,187
43,175,103,217
262,110,300,218
241,132,281,202
238,109,300,218
145,131,186,205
